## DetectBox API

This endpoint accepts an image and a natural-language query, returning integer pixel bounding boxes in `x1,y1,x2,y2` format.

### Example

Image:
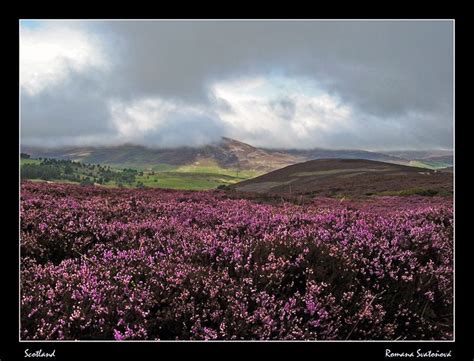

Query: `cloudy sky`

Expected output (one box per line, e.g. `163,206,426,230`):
20,20,453,150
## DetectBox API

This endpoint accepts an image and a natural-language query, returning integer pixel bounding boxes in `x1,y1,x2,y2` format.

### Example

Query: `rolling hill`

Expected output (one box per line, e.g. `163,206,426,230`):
380,150,453,169
265,147,404,163
22,137,428,173
22,138,301,173
22,139,453,191
230,159,453,197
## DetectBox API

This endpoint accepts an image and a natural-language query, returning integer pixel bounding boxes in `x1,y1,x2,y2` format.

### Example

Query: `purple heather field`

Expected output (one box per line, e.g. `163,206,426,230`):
20,181,453,340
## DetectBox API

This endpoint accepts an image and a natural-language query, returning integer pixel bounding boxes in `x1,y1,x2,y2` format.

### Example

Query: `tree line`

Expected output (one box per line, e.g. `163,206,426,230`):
21,157,139,186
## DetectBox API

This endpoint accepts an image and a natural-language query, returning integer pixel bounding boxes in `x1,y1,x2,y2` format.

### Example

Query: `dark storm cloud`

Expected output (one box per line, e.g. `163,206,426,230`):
21,69,115,146
20,20,453,150
96,21,452,113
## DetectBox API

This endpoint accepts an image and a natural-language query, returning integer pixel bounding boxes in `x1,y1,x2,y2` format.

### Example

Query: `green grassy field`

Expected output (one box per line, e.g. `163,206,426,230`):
104,163,177,172
104,161,262,190
88,168,260,190
408,160,452,170
133,165,262,190
21,158,263,190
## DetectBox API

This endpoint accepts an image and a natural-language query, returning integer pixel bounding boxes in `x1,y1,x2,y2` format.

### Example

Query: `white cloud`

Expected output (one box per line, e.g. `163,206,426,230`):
107,75,356,149
211,76,354,148
109,98,174,138
108,97,224,147
20,22,109,95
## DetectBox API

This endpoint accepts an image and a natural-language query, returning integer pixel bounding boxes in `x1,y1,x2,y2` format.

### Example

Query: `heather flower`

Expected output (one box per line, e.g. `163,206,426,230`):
20,181,453,340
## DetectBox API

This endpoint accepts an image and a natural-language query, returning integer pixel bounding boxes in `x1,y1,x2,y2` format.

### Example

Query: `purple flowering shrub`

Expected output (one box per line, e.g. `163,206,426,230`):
20,182,453,340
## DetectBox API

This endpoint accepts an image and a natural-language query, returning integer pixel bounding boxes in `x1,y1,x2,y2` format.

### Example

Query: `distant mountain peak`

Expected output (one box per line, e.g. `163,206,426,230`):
220,137,254,147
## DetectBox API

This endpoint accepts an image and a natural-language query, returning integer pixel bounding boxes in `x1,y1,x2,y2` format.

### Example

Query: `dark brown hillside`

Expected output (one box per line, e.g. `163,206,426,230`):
230,159,453,197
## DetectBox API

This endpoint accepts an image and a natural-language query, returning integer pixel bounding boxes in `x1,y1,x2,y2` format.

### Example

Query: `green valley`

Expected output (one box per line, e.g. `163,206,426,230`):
20,155,262,190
